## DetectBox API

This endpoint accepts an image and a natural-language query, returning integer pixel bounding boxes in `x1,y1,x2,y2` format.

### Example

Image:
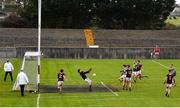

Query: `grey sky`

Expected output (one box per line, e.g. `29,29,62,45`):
176,0,180,4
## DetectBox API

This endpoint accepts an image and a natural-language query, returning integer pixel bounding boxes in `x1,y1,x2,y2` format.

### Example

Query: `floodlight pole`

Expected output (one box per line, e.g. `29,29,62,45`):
37,0,41,92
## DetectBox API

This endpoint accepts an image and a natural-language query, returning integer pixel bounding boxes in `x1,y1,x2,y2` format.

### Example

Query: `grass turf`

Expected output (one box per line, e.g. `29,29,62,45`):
165,17,180,26
0,59,180,107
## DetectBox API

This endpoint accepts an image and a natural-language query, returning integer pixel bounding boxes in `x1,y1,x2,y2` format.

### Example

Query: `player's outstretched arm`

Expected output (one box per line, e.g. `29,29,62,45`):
84,68,92,74
89,68,92,72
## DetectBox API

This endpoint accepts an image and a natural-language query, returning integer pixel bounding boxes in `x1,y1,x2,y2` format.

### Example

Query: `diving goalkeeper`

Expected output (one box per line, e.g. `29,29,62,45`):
78,68,92,91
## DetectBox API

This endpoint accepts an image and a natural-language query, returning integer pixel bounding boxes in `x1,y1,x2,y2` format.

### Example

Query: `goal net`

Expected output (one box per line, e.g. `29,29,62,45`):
12,51,40,91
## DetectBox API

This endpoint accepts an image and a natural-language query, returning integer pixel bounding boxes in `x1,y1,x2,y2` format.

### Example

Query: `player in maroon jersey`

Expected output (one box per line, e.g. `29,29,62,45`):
164,70,175,97
169,64,176,86
132,60,148,82
57,69,65,93
153,45,160,59
119,65,127,88
136,60,148,80
124,65,132,91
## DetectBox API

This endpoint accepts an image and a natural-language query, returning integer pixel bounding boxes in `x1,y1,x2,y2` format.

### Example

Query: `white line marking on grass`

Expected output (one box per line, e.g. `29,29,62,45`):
100,81,119,96
152,60,168,69
152,60,179,73
36,93,40,108
40,94,114,99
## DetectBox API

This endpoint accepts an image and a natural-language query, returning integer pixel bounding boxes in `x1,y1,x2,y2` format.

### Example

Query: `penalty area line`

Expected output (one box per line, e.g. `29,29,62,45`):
100,81,119,96
36,93,41,108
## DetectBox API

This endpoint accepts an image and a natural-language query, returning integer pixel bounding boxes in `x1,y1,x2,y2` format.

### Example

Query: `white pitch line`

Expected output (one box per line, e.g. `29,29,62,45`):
152,60,179,73
100,81,119,96
36,93,41,108
152,60,168,69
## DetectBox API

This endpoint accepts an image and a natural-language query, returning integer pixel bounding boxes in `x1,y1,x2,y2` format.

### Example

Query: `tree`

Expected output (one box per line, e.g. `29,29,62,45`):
1,0,175,29
96,0,175,29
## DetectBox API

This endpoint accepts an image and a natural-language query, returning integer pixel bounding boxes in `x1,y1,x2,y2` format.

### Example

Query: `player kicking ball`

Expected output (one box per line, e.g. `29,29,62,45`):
57,69,65,93
164,70,175,97
78,68,92,92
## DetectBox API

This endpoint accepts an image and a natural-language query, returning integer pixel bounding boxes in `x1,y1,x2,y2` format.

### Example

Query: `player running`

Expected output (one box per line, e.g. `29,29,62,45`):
169,64,176,86
119,65,127,88
136,60,148,79
78,68,92,91
132,60,148,82
164,70,175,97
57,69,65,93
124,65,132,91
132,60,138,82
119,65,127,82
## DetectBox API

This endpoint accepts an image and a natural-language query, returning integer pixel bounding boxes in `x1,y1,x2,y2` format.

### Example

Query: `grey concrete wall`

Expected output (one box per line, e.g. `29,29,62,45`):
0,47,16,58
1,28,180,48
14,47,180,59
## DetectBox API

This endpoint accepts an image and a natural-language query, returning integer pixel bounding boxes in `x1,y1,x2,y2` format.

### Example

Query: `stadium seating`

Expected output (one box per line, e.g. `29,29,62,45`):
0,28,180,48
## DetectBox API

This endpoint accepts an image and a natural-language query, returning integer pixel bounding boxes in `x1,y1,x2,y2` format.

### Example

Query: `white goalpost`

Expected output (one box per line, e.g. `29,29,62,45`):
12,52,40,91
13,0,42,92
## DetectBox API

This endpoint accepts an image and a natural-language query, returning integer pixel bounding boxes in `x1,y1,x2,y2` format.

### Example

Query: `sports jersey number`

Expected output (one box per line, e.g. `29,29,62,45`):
168,76,172,80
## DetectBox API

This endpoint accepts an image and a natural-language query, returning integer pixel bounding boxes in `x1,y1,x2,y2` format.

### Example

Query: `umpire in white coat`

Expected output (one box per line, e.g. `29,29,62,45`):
17,70,29,96
4,59,14,81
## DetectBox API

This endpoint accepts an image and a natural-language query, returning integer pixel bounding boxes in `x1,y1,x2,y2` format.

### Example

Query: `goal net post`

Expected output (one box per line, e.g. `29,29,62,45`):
12,51,40,91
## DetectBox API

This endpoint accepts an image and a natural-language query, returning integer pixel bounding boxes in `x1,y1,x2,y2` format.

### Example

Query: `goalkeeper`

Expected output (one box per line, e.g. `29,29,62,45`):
78,68,92,91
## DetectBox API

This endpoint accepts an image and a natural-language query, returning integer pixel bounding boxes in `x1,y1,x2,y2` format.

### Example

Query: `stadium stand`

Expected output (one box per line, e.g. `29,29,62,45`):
0,28,180,48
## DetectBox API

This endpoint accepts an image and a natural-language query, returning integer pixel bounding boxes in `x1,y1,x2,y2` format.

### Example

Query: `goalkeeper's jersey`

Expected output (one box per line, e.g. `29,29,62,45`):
79,71,89,80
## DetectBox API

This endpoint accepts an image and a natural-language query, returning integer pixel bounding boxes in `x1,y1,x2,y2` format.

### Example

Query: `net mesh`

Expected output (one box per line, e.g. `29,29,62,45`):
13,52,39,91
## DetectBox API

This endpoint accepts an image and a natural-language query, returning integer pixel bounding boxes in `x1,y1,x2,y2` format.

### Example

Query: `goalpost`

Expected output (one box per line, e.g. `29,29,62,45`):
13,0,42,92
12,52,40,91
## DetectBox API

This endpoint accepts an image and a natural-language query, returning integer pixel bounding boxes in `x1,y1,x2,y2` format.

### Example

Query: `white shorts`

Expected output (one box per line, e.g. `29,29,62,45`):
166,84,172,88
125,77,131,81
58,81,64,87
155,52,160,55
120,74,126,80
132,71,138,76
85,78,92,85
137,70,141,75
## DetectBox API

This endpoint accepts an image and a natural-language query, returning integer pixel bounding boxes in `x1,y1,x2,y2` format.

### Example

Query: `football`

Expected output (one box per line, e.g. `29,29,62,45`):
92,73,96,77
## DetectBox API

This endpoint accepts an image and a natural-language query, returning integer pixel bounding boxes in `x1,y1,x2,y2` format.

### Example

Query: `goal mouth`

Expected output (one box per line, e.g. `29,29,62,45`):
39,84,120,93
13,51,40,91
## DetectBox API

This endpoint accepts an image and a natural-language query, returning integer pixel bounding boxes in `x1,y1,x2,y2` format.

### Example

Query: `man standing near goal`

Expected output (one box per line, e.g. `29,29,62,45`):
78,68,92,91
16,69,29,96
57,69,65,93
4,59,14,82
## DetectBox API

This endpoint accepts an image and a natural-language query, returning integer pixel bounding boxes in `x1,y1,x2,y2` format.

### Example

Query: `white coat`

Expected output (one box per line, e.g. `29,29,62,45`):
4,62,14,72
17,71,29,85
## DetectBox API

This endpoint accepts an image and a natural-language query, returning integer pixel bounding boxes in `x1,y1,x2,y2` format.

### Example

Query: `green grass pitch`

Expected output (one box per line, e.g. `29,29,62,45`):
0,59,179,107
